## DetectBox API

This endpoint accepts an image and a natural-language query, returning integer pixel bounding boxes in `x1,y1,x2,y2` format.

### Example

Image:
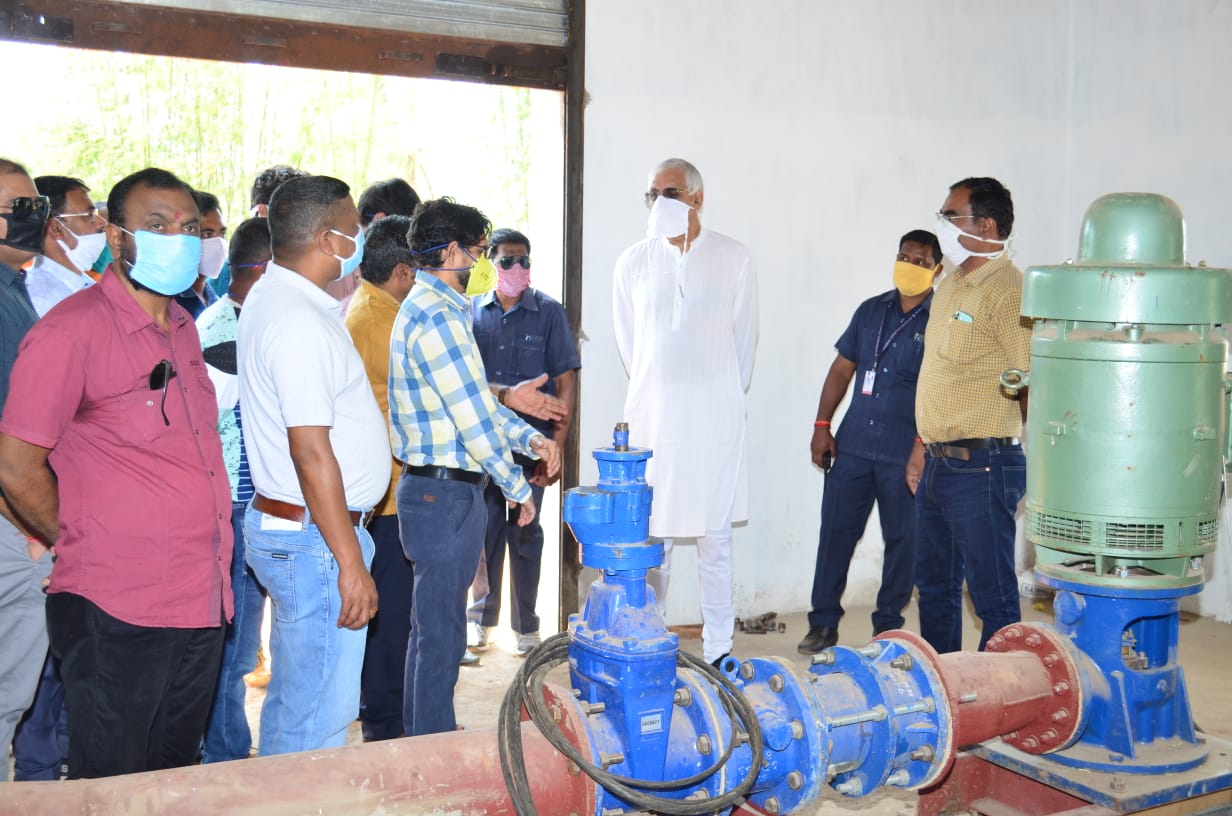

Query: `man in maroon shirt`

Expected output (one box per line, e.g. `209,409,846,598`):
0,167,233,779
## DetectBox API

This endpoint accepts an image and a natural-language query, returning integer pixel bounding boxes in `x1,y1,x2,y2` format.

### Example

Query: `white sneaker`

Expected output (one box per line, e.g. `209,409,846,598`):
514,631,541,657
467,622,490,651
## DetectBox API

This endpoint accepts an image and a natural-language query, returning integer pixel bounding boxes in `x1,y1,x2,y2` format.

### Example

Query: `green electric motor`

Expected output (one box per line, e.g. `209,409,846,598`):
1005,193,1232,589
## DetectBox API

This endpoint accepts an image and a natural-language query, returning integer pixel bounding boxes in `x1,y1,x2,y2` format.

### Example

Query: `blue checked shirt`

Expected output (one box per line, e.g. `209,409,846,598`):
389,271,541,503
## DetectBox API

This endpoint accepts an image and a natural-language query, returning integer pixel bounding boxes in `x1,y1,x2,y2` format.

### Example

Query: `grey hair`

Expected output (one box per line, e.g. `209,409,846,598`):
649,158,703,194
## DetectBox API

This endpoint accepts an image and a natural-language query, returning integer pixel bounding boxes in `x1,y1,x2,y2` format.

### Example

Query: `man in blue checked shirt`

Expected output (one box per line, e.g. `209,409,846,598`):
388,198,560,737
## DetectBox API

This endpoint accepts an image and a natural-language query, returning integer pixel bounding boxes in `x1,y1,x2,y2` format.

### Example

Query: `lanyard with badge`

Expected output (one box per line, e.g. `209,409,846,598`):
862,302,926,395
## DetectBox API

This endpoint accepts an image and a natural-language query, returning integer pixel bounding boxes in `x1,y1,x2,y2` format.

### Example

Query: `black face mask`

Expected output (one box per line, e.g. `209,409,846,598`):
0,196,50,254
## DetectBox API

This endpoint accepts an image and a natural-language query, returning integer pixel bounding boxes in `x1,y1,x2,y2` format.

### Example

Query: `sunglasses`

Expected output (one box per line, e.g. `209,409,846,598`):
148,359,178,426
4,196,51,221
496,255,531,271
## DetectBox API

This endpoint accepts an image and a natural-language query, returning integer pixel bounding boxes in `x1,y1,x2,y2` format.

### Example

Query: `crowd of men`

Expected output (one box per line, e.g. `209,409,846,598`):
0,154,1029,781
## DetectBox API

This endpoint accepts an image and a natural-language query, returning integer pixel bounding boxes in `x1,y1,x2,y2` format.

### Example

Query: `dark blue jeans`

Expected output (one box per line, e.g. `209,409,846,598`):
914,443,1026,653
360,513,414,741
397,473,485,737
201,501,267,763
468,467,545,635
808,451,915,634
12,653,68,780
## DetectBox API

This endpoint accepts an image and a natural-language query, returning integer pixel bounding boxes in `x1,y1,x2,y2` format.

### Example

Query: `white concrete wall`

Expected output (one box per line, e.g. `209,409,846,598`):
579,0,1232,626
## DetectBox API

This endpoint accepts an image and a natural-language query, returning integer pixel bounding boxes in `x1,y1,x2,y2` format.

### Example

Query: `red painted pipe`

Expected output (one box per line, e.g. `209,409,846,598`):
0,684,597,816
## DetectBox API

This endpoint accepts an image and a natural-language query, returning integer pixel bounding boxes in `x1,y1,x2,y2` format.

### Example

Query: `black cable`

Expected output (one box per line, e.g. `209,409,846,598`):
498,633,765,816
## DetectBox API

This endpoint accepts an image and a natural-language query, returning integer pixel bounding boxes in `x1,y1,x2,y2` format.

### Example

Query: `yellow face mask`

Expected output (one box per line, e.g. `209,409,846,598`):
466,253,497,296
892,260,937,297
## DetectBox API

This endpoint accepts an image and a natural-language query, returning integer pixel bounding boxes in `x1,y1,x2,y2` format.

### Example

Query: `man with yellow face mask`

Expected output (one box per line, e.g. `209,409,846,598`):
798,230,942,655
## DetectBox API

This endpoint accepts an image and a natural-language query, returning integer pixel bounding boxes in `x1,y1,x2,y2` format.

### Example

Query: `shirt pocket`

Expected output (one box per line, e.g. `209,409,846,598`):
939,313,995,364
99,387,174,445
515,333,547,378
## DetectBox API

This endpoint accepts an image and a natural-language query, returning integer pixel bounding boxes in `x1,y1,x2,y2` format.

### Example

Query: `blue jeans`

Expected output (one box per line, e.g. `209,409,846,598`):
469,470,545,634
359,513,413,741
12,653,67,780
244,508,374,755
914,443,1026,653
397,473,485,737
808,451,915,634
201,502,267,763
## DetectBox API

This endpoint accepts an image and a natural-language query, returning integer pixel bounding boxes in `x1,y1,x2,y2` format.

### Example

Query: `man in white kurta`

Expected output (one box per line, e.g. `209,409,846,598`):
612,158,758,664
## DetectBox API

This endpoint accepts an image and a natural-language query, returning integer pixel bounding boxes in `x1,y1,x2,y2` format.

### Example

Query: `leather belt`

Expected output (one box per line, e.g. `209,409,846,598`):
402,463,489,487
926,437,1020,461
253,494,366,526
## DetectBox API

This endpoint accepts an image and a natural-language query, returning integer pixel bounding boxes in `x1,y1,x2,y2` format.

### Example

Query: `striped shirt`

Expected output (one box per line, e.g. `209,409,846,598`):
388,271,541,503
915,255,1032,443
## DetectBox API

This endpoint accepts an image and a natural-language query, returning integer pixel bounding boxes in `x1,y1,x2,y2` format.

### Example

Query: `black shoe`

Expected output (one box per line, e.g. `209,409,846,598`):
797,625,839,654
710,652,732,670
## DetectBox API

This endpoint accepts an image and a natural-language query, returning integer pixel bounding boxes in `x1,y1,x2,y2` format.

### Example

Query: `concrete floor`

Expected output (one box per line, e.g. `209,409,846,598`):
286,595,1229,815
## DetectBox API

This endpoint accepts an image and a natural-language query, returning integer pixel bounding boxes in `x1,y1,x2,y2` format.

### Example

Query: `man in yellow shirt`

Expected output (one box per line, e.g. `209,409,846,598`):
911,177,1030,654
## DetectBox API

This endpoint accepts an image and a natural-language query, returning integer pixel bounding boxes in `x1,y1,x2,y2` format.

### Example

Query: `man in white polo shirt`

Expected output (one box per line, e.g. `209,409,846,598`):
237,175,390,755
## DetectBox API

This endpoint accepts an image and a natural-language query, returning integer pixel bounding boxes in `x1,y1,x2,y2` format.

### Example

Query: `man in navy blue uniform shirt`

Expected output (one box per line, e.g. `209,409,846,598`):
798,230,942,654
467,228,579,656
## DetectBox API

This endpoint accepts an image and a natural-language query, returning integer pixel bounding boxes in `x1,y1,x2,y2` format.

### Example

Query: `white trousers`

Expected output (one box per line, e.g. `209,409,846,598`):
648,523,734,663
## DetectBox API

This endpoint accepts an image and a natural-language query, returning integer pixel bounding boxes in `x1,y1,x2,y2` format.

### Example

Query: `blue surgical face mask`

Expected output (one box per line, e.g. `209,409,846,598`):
329,227,364,280
119,227,202,296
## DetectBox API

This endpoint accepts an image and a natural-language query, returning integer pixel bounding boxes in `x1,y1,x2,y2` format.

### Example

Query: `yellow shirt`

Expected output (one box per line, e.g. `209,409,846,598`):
915,255,1032,443
345,278,403,517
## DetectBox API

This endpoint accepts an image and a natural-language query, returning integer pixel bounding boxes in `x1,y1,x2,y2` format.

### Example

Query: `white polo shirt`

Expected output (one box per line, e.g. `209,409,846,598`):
237,262,390,511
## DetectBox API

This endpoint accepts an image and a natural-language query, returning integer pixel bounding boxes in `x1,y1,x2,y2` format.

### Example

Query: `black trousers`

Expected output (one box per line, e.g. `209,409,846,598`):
46,592,224,779
359,513,414,741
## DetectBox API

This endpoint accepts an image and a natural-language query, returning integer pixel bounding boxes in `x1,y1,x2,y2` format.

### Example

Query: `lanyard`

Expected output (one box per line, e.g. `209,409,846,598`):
872,301,925,368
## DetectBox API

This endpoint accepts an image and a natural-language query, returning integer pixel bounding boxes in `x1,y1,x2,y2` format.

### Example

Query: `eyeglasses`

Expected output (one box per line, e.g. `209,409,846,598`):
936,211,982,225
57,207,101,222
896,253,939,269
496,255,531,270
644,187,688,207
148,359,178,426
468,244,490,259
3,196,51,221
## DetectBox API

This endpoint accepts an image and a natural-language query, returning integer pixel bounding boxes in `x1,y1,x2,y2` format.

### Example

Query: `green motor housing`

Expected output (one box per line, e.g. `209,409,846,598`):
1013,193,1232,589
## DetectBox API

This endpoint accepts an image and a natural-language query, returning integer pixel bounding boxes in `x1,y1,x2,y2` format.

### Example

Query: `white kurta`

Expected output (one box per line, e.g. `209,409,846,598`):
613,229,759,539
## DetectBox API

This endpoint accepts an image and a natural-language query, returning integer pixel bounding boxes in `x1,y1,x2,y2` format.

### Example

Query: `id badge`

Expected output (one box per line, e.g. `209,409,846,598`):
861,370,875,395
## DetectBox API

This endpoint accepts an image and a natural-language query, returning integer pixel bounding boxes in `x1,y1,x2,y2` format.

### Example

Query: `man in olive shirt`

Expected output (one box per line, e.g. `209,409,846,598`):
911,177,1030,654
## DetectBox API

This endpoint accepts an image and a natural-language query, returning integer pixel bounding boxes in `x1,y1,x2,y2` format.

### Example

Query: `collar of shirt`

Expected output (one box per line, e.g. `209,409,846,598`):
654,227,709,255
32,255,92,292
354,277,400,314
264,261,344,315
98,267,190,336
476,286,540,315
413,268,469,312
876,288,935,311
954,254,1013,288
0,259,23,287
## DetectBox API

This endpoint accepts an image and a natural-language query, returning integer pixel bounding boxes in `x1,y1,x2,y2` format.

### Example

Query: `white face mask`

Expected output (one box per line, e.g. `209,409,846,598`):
56,228,107,274
647,195,692,240
198,235,228,280
935,216,1008,266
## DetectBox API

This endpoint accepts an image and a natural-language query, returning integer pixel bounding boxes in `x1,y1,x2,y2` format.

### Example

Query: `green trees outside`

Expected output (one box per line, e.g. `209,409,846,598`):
13,41,558,241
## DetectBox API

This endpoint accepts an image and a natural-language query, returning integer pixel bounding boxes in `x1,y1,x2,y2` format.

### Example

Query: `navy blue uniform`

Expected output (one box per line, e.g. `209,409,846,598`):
809,289,931,634
469,288,579,634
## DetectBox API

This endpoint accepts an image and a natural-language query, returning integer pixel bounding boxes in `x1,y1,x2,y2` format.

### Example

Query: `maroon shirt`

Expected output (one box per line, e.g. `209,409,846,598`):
0,270,233,627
